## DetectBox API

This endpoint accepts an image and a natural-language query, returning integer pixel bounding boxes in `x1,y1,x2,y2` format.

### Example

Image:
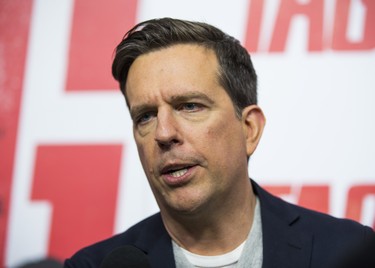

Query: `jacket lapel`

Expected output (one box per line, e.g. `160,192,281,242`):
252,180,313,268
129,181,313,268
133,213,176,268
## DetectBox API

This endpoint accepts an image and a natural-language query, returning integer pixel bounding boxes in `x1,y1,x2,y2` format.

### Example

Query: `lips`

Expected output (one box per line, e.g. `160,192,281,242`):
160,163,197,186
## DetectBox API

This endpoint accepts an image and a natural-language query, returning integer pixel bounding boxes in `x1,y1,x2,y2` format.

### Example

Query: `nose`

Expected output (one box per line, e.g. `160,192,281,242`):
154,110,181,149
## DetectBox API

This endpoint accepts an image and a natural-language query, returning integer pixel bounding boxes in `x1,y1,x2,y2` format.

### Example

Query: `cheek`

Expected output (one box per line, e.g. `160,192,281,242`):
204,118,243,142
205,121,247,159
198,121,242,156
195,125,219,152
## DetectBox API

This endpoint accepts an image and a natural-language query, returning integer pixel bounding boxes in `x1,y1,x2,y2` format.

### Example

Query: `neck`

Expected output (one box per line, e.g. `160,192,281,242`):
161,179,256,256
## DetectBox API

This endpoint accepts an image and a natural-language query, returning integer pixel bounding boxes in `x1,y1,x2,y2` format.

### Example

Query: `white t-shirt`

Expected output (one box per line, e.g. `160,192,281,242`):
177,239,246,267
173,197,263,268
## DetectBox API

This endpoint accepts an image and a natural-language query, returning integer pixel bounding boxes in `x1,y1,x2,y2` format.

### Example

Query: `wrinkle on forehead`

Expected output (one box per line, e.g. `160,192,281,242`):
126,44,221,109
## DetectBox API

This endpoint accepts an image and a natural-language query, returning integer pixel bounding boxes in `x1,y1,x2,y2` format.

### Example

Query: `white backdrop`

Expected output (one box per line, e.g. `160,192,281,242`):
1,0,374,267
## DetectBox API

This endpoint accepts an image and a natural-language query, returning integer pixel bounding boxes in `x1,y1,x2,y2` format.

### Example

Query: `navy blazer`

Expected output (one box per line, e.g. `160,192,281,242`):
64,180,374,268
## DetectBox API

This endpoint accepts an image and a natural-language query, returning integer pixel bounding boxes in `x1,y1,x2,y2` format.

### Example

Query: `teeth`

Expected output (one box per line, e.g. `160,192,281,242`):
169,168,188,177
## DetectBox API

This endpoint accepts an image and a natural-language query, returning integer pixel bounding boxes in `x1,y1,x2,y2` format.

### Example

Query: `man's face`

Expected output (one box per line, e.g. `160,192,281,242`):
126,44,251,215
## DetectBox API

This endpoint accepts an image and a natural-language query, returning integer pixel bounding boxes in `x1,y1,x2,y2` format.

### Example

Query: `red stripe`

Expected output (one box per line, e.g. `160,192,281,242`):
0,0,34,265
31,145,123,259
65,0,138,91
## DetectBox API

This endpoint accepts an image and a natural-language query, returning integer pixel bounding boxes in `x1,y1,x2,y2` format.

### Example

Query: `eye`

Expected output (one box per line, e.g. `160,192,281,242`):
136,112,155,125
179,103,203,112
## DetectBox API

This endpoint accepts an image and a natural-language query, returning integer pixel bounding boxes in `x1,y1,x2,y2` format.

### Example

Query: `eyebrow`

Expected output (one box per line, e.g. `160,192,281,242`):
170,91,215,105
130,91,215,120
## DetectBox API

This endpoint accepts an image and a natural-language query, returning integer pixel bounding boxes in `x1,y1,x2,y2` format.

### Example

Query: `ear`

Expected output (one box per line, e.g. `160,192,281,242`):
241,105,266,157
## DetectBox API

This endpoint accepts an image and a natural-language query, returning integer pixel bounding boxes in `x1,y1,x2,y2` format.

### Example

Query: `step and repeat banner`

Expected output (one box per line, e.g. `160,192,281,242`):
1,0,374,266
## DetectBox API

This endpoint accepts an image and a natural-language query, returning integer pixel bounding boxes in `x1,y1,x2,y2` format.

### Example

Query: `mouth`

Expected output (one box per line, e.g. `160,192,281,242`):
160,164,197,186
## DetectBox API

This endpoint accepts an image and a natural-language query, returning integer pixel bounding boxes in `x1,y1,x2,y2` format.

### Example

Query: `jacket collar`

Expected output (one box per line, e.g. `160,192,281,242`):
251,180,313,268
132,213,176,268
132,180,313,268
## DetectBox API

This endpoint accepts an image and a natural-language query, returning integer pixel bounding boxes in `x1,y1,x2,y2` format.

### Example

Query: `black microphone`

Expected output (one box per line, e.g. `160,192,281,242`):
100,245,151,268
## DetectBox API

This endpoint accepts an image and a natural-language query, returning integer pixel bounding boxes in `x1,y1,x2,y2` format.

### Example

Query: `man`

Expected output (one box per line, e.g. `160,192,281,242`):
65,18,374,268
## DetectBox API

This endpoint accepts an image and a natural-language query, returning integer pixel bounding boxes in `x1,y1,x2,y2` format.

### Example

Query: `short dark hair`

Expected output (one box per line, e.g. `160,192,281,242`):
112,17,257,117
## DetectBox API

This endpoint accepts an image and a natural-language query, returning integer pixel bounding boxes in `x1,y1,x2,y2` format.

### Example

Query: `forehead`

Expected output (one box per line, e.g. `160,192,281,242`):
125,44,221,106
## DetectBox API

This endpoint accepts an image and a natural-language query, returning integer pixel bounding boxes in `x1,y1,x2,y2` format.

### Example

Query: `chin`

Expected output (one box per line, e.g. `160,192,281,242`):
166,195,210,216
157,184,213,216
